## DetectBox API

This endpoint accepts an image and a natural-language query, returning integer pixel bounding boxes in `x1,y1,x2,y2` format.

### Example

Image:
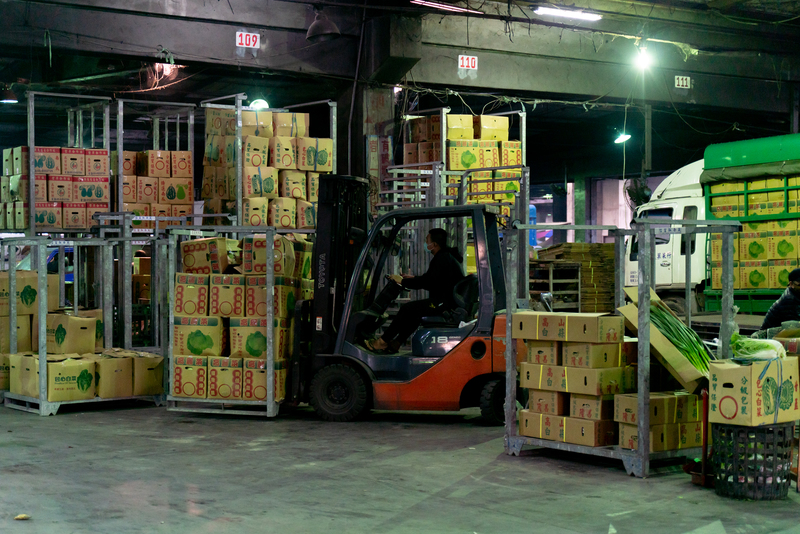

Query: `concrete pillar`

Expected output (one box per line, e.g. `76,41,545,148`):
573,177,587,243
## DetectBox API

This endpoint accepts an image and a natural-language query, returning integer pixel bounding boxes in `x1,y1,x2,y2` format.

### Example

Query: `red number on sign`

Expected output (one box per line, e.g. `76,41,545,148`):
471,57,476,69
238,34,243,46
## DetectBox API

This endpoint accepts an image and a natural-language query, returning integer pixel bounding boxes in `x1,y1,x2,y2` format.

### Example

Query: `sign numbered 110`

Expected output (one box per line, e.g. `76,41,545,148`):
236,31,260,49
458,55,478,70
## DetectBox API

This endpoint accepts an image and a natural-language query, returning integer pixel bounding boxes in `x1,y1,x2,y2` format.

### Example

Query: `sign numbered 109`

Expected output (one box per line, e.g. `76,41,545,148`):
236,32,260,49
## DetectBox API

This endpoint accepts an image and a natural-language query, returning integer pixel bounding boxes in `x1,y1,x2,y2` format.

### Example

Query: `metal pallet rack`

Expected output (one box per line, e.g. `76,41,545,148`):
2,236,165,416
503,219,738,477
528,260,581,311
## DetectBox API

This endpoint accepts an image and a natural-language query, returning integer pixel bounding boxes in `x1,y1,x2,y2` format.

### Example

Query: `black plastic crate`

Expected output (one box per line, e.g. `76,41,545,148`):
712,422,794,500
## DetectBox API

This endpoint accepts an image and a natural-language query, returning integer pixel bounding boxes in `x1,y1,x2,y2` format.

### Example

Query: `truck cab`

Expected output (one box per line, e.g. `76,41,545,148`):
624,160,708,312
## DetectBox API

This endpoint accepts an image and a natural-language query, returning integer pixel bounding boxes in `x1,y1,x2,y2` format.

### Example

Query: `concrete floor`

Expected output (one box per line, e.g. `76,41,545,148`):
1,403,799,534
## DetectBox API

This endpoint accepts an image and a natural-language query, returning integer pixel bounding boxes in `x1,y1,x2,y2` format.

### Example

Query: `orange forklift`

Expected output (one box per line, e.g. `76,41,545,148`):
288,175,523,423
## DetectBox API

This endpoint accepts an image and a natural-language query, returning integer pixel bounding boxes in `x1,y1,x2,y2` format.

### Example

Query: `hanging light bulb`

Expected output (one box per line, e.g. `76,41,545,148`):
615,132,631,144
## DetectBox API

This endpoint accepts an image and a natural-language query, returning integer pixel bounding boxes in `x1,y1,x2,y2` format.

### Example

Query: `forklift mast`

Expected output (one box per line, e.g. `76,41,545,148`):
310,175,371,355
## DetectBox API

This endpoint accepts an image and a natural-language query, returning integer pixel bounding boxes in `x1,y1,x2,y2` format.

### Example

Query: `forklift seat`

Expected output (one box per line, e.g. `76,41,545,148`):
420,274,479,327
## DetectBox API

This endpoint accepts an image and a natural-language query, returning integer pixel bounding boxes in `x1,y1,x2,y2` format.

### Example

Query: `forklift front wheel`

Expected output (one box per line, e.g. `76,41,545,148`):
310,364,369,422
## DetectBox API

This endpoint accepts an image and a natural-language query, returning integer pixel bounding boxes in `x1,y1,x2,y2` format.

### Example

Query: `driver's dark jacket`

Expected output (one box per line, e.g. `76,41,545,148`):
762,287,800,330
401,247,465,307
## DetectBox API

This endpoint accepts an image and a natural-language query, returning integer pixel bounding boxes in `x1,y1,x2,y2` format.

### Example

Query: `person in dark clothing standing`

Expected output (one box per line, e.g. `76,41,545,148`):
364,228,465,354
761,268,800,330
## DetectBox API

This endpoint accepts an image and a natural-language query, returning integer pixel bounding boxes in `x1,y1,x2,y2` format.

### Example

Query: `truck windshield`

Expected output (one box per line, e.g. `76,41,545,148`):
629,208,674,261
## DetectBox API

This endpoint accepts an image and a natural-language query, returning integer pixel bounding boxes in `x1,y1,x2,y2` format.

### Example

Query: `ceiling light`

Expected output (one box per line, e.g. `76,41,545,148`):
615,133,631,144
410,1,484,14
394,86,403,94
0,86,17,104
534,6,602,21
306,7,341,43
635,46,652,70
250,99,270,109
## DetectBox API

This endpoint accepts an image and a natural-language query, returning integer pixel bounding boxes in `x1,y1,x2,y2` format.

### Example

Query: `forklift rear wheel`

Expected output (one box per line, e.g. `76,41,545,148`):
479,379,505,426
309,364,369,422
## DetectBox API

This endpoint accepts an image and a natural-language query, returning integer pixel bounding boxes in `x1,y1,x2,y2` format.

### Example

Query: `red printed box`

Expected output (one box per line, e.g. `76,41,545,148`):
208,357,243,400
47,175,73,202
84,149,109,176
72,176,110,202
138,150,170,178
173,355,208,399
174,273,209,317
242,358,268,401
62,202,87,229
86,202,109,227
61,148,85,175
209,275,245,318
245,275,268,317
171,151,193,178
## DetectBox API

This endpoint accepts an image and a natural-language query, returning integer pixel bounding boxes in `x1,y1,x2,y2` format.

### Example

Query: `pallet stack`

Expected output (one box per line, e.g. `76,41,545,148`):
537,243,616,313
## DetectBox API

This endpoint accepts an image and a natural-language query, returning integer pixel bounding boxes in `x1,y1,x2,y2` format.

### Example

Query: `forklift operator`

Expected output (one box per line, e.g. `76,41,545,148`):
761,268,800,330
364,228,465,354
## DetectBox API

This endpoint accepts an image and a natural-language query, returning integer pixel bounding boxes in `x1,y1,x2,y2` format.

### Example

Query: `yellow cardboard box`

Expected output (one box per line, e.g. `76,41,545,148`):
740,260,770,289
243,136,270,167
181,237,229,274
122,176,137,202
519,362,633,395
0,270,39,316
467,171,492,204
279,170,307,199
619,423,679,452
770,259,797,288
242,358,268,401
78,308,104,351
173,316,225,357
518,410,564,440
273,317,291,362
269,137,297,169
570,394,614,420
268,197,296,229
709,181,744,194
445,114,474,140
290,236,313,280
209,275,246,318
563,416,617,446
511,311,624,343
203,134,225,167
136,176,159,203
710,233,739,261
241,166,271,198
174,273,209,317
711,261,740,290
241,235,267,275
0,315,31,353
231,318,268,358
768,230,798,259
245,276,268,318
205,108,233,136
159,177,193,204
14,202,28,230
740,232,769,260
295,138,334,173
8,352,37,397
208,357,243,400
46,355,96,402
240,110,273,137
526,341,560,365
272,112,309,138
171,151,193,178
472,115,508,141
138,150,171,177
46,314,96,354
0,352,8,390
300,279,314,300
528,389,568,415
96,355,133,398
709,358,800,426
2,147,11,175
173,355,208,399
296,200,316,229
242,197,270,226
614,393,677,425
306,172,320,203
679,421,704,449
132,352,164,396
274,277,299,318
562,343,624,368
770,219,799,232
9,174,28,202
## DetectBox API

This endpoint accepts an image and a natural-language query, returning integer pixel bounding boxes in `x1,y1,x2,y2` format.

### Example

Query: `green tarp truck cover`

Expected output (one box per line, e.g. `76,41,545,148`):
699,133,800,184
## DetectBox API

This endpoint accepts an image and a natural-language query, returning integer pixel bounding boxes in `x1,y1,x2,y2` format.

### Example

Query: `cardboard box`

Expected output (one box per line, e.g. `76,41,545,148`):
86,202,109,227
84,149,109,177
9,353,36,397
72,176,110,202
769,230,798,259
619,423,680,452
46,355,95,402
269,137,296,169
5,202,13,230
274,235,296,276
709,181,745,194
14,202,28,230
170,204,191,225
241,166,271,198
240,110,273,137
295,138,333,173
132,353,164,395
46,314,96,354
181,237,228,274
279,170,307,199
62,203,87,229
473,115,508,141
296,200,315,229
528,389,568,415
519,362,632,395
242,197,270,226
173,273,209,317
467,171,492,204
710,194,739,206
96,355,133,398
48,175,73,202
77,308,104,351
403,143,418,166
710,233,739,261
123,203,151,229
33,147,61,174
300,278,314,300
563,417,617,447
446,140,500,171
679,421,704,449
268,197,297,229
173,355,208,399
138,150,170,177
35,202,62,228
274,277,299,318
511,311,624,343
0,315,31,353
672,391,700,423
2,147,11,176
245,276,268,318
0,352,8,390
159,177,193,204
243,136,270,167
9,174,28,202
770,259,797,288
709,358,800,426
562,343,624,368
214,166,234,199
173,316,225,357
518,410,564,440
203,134,225,167
492,170,521,202
769,219,798,232
201,166,216,198
711,261,740,290
710,203,740,219
170,151,193,178
242,358,268,401
241,235,268,274
205,108,233,135
111,151,137,176
526,341,560,364
209,274,246,318
614,393,677,425
272,112,308,138
273,317,291,362
31,175,47,201
208,357,243,400
12,146,28,175
122,176,137,202
741,260,770,289
446,114,474,140
499,141,522,167
0,175,9,202
136,176,159,204
291,236,313,280
231,318,268,358
570,394,614,421
202,198,236,226
0,270,38,316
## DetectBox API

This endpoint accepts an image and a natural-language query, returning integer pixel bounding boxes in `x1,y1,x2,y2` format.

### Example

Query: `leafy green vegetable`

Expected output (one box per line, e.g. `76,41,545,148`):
186,330,213,355
245,331,267,357
731,333,785,359
504,182,518,200
748,241,765,258
55,324,67,345
166,186,177,200
76,369,93,392
749,269,767,286
779,269,790,286
777,240,794,257
763,377,778,415
650,301,710,375
461,150,477,168
95,319,103,341
20,285,37,307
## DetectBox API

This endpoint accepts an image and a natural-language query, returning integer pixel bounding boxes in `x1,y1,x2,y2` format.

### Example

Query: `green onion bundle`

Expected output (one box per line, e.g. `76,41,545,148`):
649,301,711,375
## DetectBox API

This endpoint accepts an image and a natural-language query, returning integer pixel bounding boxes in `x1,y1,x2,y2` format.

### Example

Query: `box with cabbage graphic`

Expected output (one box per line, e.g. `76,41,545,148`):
770,259,797,289
243,166,278,199
208,357,243,400
492,170,520,202
295,138,333,173
275,277,299,318
709,357,800,426
0,270,39,315
740,260,769,289
446,140,499,171
172,355,208,399
710,233,739,261
46,314,96,354
768,230,798,260
173,316,225,357
711,261,740,290
47,355,96,402
291,236,313,280
740,232,768,260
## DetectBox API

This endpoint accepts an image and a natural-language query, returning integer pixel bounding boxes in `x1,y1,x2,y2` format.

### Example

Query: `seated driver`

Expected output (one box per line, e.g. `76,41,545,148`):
365,228,465,354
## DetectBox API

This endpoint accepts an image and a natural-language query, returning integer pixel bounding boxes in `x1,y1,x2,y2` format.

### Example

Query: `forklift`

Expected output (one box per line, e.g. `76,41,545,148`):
288,175,522,423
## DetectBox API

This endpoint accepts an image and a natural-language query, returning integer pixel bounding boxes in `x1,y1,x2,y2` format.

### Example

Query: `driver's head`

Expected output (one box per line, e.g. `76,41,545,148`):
427,228,447,254
789,268,800,295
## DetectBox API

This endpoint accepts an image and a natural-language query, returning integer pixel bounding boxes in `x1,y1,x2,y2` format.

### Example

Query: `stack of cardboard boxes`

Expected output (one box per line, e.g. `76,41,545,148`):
513,311,636,446
114,149,194,229
171,232,315,402
615,392,703,451
0,146,110,230
201,108,325,229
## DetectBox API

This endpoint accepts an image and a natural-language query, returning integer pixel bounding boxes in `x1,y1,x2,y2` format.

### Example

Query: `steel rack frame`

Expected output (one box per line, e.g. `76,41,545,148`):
2,237,164,415
502,219,737,477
